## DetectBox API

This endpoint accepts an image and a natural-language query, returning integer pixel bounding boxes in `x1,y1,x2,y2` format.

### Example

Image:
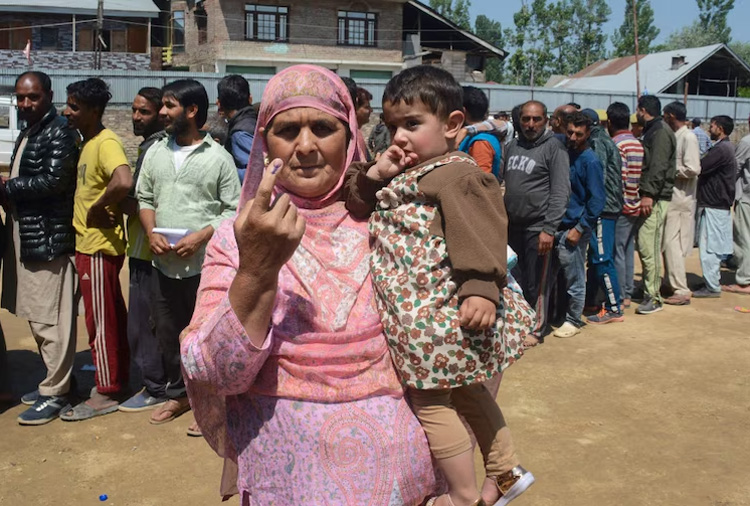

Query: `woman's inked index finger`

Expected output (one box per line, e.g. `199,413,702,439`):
251,159,283,215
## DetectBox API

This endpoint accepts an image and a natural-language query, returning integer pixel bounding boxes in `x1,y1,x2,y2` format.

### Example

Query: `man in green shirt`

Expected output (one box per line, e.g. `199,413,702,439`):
635,95,676,315
137,79,240,428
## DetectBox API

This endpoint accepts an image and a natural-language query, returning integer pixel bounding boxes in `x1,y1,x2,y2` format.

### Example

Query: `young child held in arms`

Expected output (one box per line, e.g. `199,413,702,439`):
347,66,535,506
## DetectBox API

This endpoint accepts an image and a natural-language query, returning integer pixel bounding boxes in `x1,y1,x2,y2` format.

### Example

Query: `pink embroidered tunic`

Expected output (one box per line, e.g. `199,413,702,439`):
182,210,437,505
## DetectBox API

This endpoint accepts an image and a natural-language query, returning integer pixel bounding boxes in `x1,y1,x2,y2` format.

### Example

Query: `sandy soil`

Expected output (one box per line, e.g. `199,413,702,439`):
1,252,749,506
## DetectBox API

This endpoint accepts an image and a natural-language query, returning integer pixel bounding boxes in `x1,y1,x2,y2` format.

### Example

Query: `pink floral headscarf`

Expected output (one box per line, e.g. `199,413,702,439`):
240,64,365,209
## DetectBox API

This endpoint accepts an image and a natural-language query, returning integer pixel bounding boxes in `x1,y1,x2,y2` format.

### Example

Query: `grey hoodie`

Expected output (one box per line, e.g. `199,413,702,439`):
502,130,570,234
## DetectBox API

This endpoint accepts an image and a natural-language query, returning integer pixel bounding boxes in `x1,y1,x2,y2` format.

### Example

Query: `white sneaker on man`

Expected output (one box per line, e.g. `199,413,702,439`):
553,322,581,338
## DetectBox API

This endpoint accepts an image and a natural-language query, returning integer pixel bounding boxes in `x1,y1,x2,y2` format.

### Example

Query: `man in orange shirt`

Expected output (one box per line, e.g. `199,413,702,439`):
459,86,502,179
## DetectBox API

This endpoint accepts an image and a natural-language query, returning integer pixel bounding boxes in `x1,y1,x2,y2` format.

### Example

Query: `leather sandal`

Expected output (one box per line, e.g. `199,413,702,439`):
149,398,191,425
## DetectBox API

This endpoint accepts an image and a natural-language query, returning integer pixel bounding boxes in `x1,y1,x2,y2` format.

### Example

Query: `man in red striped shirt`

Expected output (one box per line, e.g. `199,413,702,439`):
608,102,644,310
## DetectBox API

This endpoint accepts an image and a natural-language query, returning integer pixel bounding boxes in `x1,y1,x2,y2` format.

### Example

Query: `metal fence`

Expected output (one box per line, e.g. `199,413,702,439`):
2,68,749,120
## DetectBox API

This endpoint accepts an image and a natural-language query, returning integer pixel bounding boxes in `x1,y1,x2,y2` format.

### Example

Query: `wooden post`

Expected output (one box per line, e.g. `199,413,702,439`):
94,0,103,69
633,0,641,98
683,81,689,105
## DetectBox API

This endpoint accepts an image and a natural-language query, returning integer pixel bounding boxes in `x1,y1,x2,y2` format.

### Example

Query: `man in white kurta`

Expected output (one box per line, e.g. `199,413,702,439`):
661,101,701,305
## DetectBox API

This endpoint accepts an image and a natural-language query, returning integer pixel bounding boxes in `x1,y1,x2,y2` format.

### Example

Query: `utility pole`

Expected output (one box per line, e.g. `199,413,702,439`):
94,0,103,70
633,0,641,98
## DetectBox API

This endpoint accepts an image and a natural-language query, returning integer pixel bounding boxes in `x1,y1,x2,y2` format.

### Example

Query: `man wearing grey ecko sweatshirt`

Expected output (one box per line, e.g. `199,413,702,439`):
502,100,571,347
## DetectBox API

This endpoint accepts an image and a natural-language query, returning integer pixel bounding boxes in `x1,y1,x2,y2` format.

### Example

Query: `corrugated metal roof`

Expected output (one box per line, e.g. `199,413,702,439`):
550,44,747,93
0,0,160,18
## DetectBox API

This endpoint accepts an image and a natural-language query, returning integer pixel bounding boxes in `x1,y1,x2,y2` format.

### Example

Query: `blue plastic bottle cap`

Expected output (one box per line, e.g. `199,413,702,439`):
99,494,108,501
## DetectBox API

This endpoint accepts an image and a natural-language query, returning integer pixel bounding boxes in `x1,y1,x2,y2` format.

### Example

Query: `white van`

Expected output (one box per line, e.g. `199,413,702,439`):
0,85,19,170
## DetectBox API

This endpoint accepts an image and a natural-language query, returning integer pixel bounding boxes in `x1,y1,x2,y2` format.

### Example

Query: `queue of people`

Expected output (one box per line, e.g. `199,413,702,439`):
1,65,749,506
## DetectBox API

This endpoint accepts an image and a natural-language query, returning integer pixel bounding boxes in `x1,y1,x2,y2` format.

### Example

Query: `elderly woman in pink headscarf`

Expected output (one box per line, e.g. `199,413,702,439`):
181,65,437,504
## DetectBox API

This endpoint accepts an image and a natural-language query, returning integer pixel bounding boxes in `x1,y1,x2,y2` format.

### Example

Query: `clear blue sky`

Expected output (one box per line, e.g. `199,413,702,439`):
469,0,750,46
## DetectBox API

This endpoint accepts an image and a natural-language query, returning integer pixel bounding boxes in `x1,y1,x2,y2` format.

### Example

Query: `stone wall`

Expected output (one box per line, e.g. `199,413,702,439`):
0,50,151,71
102,108,141,164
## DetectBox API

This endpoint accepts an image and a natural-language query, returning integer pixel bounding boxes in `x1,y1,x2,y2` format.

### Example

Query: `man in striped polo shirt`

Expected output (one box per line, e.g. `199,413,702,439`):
608,102,644,310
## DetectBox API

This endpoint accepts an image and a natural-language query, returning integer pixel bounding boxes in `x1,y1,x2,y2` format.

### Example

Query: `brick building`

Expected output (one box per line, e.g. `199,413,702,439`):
0,0,164,71
169,0,505,82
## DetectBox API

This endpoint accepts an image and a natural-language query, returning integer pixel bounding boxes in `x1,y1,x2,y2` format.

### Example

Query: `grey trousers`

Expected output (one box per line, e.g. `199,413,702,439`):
30,256,79,397
733,201,750,286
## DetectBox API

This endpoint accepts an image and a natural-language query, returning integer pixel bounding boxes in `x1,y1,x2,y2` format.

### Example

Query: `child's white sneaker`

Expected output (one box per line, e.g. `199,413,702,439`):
492,466,535,506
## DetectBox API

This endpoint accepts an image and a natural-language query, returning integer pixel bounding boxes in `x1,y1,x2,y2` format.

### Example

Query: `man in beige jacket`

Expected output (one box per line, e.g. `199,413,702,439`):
662,101,701,305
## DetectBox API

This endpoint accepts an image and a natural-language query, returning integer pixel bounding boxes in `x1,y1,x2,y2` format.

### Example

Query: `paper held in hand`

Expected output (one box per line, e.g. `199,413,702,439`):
152,228,191,247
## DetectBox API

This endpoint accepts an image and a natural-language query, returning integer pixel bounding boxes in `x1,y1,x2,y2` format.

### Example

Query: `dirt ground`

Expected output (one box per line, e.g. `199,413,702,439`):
1,251,749,506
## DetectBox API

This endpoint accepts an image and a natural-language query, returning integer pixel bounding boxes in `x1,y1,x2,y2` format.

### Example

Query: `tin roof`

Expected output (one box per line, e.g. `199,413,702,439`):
548,44,750,94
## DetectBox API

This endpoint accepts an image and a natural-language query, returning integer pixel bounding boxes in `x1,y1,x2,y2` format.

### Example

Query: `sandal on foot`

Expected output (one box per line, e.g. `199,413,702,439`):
150,398,191,425
60,400,119,421
522,336,541,349
186,420,203,437
722,284,750,295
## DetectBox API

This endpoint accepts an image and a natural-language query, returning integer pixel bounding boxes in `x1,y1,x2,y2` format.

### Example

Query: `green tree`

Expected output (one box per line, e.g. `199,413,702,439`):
548,0,575,75
696,0,734,44
730,41,750,66
429,0,472,30
732,42,750,98
474,15,505,82
611,0,660,57
570,0,611,70
504,0,559,85
657,20,727,51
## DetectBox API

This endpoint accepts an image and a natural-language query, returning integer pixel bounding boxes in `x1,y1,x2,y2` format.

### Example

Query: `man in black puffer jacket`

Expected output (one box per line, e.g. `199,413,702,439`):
1,71,80,425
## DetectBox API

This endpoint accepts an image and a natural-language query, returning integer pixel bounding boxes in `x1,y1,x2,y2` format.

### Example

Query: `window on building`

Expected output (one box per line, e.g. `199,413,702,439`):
0,105,10,129
350,69,392,80
40,27,59,50
337,11,376,47
77,28,93,51
245,4,288,42
226,65,276,75
196,6,208,45
172,10,186,53
0,22,32,50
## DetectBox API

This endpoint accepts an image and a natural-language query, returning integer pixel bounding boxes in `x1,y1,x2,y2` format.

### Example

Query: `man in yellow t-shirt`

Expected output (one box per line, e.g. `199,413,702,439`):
61,78,134,421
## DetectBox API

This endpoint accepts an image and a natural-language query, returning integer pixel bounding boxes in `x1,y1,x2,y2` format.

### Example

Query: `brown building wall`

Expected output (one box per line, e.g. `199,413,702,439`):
172,0,403,69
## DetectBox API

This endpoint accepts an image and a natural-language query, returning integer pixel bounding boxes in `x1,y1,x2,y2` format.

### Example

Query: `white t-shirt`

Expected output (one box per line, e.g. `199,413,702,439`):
171,140,201,172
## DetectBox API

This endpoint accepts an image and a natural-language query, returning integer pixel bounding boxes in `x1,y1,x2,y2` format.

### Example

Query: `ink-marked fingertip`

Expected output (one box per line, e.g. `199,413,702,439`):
271,159,283,174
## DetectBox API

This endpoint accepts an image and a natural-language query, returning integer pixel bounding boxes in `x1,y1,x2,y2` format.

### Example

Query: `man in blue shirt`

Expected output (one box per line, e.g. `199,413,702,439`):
553,111,606,338
217,75,256,182
692,118,711,156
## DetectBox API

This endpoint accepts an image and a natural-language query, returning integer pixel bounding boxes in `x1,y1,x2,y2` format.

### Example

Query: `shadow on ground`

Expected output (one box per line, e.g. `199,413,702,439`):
1,348,142,414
